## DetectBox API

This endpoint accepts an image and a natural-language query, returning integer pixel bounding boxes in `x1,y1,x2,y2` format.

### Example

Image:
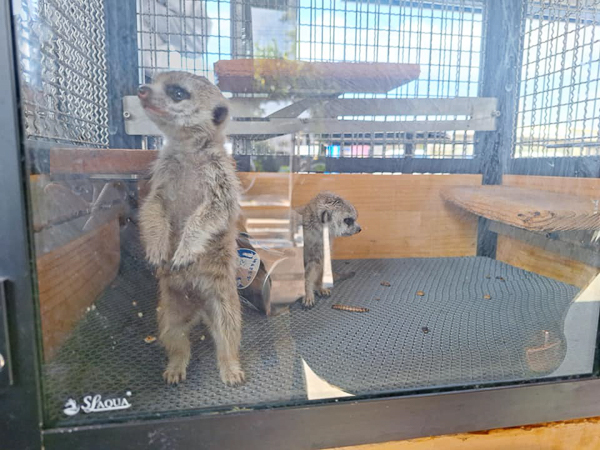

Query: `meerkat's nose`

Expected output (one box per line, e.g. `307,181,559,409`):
138,85,151,99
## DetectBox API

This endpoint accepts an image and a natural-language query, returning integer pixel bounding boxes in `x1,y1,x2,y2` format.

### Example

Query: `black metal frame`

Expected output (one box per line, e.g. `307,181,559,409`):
4,0,600,449
0,1,43,449
40,377,600,449
105,0,142,149
474,0,525,258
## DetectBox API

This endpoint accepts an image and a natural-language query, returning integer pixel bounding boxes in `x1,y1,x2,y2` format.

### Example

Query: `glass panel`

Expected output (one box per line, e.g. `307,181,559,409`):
9,0,600,428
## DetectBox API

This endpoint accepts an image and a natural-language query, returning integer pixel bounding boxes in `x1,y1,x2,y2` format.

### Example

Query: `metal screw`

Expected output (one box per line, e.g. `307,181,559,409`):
123,111,132,119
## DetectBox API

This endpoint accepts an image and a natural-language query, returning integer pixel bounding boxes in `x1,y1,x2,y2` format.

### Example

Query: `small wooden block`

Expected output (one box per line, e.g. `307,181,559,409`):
442,185,600,232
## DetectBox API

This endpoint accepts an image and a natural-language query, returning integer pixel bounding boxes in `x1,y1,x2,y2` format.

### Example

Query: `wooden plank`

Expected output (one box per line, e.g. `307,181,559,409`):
489,222,600,269
325,157,480,174
123,96,497,136
49,147,157,174
38,220,120,360
328,417,600,450
321,98,498,118
494,175,600,288
496,235,598,288
227,117,498,135
214,59,420,94
442,185,600,232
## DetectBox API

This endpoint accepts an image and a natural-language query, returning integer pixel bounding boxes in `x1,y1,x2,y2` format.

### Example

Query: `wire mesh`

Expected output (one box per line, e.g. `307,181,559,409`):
515,0,600,158
136,0,485,161
14,0,110,148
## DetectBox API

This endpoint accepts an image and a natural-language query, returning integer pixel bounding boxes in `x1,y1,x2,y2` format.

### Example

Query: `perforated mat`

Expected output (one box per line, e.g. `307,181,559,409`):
44,226,578,426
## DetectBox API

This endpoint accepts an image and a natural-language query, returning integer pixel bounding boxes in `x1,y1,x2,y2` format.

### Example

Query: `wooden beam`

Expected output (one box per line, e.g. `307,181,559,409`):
321,98,498,118
442,185,600,232
123,96,497,137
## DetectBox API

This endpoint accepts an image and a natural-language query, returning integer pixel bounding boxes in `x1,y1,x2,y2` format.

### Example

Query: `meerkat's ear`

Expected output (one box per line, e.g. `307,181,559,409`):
212,105,229,125
321,210,332,224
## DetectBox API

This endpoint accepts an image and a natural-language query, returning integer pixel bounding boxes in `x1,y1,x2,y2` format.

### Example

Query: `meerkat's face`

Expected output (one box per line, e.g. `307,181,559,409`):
137,71,229,139
321,196,362,237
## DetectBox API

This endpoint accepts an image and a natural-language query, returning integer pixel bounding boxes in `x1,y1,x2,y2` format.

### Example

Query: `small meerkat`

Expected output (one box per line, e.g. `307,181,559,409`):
137,71,244,386
297,191,361,309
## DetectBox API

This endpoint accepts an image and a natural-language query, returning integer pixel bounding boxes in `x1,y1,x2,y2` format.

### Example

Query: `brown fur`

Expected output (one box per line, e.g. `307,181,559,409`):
138,71,244,386
297,191,361,309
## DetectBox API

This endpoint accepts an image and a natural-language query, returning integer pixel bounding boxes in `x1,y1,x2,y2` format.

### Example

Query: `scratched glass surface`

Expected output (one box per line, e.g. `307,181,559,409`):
10,0,600,427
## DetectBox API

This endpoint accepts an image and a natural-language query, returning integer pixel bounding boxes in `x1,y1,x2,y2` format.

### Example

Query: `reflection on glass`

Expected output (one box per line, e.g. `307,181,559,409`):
10,0,600,428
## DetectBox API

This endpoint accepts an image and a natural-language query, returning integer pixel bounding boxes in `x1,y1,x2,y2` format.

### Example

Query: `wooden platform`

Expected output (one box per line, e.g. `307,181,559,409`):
214,59,421,94
442,185,600,232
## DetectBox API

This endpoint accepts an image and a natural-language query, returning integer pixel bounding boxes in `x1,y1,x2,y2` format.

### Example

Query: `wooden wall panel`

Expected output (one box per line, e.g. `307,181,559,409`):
497,176,600,287
496,235,598,288
290,174,481,259
143,172,480,259
38,219,121,360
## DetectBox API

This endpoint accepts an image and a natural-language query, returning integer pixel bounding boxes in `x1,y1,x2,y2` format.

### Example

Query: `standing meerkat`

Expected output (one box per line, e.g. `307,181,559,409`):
137,71,244,386
298,192,361,309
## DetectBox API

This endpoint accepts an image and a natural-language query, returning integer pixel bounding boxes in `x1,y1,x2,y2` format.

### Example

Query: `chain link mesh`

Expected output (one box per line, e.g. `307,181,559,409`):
15,0,110,147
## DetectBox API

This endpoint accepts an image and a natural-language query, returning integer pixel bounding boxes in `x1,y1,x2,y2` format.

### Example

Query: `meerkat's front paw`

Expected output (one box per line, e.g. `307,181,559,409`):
219,362,245,386
170,246,196,271
163,363,187,384
318,287,331,297
302,291,315,309
146,247,168,268
334,271,356,283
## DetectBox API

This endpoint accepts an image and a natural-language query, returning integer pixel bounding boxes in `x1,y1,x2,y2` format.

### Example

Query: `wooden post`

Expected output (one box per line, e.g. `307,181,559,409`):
475,0,525,258
104,0,141,149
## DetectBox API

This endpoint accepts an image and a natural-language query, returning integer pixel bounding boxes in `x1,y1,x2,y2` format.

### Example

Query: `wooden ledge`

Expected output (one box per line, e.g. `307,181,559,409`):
442,185,600,232
214,59,421,94
49,148,158,175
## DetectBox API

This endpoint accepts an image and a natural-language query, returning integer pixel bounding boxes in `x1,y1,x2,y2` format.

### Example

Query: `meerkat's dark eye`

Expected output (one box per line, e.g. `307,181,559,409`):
165,84,191,102
344,218,354,226
212,105,229,125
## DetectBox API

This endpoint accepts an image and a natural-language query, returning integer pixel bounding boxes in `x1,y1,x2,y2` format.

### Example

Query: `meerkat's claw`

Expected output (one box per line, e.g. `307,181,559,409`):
318,287,331,297
146,250,169,268
219,364,245,386
170,247,196,271
170,260,194,272
163,364,187,384
302,292,316,309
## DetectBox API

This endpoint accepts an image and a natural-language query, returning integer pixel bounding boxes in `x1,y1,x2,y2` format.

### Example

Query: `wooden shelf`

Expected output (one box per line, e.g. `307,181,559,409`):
214,59,420,94
49,148,157,175
442,185,600,232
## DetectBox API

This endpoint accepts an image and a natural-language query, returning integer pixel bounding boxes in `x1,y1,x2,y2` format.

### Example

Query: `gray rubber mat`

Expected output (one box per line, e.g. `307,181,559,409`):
43,226,578,427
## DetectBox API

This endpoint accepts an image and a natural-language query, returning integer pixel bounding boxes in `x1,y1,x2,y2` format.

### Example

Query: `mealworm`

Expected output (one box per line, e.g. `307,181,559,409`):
332,304,369,313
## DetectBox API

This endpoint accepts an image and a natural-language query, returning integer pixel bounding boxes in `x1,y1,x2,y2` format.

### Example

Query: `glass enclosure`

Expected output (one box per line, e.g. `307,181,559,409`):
10,0,600,428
